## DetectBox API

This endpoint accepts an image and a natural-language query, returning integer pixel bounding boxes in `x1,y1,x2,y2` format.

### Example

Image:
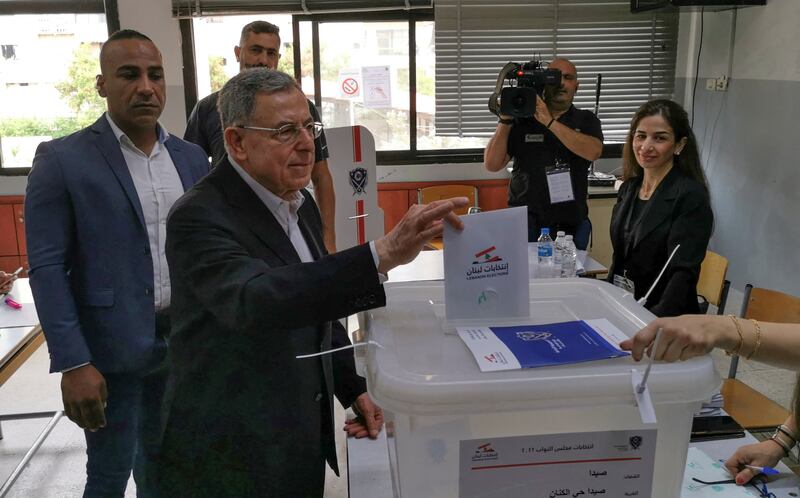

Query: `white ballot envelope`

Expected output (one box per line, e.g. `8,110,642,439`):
443,206,529,321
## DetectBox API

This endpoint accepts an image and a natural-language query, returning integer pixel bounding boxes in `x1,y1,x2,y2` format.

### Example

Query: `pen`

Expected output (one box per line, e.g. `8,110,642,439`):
636,327,662,394
1,267,23,288
2,267,24,309
745,464,779,476
719,459,780,476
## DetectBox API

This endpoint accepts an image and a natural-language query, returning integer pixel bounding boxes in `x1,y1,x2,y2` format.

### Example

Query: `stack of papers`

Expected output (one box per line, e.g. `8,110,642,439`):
457,319,630,372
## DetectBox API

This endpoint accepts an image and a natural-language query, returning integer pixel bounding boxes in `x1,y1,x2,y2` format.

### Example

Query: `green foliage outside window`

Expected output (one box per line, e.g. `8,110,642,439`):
208,56,227,92
55,43,105,121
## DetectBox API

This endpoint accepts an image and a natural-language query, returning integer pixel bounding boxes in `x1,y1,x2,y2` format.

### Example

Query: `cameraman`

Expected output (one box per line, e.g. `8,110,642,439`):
484,58,603,248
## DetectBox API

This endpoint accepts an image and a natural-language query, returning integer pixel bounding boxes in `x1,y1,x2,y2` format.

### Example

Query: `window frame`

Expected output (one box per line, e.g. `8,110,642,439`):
179,8,626,167
0,0,118,175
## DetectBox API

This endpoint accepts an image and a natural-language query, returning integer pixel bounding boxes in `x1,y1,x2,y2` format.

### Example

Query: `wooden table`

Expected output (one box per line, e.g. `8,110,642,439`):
0,325,43,388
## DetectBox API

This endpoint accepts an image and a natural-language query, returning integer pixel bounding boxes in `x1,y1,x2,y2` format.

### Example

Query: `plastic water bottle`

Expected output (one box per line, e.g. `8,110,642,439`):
553,231,566,278
561,235,577,278
537,228,554,278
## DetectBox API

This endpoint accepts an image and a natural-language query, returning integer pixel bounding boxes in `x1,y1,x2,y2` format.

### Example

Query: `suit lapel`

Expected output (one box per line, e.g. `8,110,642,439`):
91,116,146,230
215,159,301,266
632,167,680,249
298,200,324,261
610,178,638,253
164,137,197,191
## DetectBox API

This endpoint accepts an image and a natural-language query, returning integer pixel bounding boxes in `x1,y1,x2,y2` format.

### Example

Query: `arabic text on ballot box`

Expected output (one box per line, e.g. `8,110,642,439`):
459,429,656,498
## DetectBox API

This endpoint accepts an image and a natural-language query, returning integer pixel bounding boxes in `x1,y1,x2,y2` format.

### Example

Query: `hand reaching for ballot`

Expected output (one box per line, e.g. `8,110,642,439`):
374,197,468,274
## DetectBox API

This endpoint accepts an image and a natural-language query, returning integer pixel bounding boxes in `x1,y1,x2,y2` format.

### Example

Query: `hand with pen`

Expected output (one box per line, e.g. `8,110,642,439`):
623,313,800,487
724,441,785,486
0,266,22,295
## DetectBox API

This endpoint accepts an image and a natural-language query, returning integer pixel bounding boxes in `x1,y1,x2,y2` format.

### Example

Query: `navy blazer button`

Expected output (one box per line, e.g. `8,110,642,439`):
314,393,323,402
145,288,152,295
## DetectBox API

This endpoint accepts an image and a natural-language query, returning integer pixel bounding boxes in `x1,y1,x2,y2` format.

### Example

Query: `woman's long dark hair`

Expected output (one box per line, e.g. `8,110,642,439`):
622,99,709,191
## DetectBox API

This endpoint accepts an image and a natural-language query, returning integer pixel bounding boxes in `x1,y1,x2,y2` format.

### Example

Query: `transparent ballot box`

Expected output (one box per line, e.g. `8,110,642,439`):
361,279,720,498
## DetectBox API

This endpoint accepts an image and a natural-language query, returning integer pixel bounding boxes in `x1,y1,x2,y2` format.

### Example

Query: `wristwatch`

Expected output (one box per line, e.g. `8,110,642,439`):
498,117,514,125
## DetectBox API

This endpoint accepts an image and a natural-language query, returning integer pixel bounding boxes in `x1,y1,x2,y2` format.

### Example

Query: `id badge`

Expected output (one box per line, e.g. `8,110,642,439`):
546,161,574,204
613,273,636,294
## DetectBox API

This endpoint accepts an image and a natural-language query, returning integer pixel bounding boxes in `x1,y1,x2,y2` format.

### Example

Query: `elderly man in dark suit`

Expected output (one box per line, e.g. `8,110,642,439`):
158,68,467,497
25,30,209,497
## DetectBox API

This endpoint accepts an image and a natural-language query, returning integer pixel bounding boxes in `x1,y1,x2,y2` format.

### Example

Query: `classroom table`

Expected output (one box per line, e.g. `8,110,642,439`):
0,279,64,498
388,243,607,283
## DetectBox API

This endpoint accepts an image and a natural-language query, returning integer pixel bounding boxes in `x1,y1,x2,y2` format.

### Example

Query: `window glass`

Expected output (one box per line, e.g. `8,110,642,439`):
191,14,294,100
415,20,487,151
0,14,107,169
317,21,410,151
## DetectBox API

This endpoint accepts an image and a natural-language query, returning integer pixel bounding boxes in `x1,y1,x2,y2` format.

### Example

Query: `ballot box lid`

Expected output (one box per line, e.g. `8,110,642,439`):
363,279,720,416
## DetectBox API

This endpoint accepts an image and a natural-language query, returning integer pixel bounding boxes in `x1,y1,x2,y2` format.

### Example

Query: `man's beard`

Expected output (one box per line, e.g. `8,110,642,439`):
545,87,571,110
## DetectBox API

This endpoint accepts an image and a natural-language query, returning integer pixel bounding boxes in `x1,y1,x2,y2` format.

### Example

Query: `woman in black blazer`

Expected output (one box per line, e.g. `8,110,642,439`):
609,99,713,317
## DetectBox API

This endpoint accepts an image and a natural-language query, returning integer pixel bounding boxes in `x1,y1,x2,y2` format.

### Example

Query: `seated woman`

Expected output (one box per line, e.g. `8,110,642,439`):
609,99,713,316
622,315,800,487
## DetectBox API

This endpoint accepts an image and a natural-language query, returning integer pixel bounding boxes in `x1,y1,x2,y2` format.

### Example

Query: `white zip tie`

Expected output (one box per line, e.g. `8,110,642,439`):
295,340,383,359
637,244,680,306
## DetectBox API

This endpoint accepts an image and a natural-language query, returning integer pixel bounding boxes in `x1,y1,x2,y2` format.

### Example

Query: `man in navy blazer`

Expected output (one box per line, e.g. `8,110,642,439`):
25,30,208,497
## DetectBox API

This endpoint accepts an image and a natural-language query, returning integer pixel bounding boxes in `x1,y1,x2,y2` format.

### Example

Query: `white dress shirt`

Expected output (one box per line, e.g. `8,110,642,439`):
229,156,383,277
106,115,184,310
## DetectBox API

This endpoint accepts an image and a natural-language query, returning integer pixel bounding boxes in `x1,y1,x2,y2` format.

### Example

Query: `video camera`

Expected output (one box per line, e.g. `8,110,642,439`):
488,60,562,118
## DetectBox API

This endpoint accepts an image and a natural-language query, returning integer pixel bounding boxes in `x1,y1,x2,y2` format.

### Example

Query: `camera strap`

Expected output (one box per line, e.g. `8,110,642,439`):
488,62,520,116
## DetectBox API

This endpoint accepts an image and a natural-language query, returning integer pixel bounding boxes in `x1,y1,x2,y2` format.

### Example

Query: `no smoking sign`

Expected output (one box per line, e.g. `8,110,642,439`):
342,77,359,96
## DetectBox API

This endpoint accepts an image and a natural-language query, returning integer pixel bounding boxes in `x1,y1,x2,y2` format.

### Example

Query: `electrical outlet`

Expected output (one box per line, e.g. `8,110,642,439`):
715,77,729,91
705,79,716,91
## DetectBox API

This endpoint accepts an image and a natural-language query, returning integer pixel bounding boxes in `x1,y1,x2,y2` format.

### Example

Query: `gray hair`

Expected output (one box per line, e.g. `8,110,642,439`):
217,68,301,130
239,20,280,47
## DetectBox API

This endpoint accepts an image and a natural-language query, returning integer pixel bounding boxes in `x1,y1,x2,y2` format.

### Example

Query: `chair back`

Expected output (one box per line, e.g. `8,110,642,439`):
417,185,478,216
697,250,729,308
729,284,800,378
742,286,800,323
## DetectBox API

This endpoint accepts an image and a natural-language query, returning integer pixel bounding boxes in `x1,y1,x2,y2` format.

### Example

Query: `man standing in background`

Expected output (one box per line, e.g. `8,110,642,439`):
184,20,339,253
484,58,603,249
25,30,208,497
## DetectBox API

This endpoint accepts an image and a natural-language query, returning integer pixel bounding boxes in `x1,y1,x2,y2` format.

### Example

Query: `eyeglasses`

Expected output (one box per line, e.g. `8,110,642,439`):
238,121,323,143
691,477,776,497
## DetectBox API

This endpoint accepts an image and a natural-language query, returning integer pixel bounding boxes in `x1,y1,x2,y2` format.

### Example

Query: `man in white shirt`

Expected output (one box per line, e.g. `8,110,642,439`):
25,30,208,497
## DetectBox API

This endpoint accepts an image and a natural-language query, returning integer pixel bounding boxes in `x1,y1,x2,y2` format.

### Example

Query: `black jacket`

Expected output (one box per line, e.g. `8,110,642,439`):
158,158,385,497
609,166,713,317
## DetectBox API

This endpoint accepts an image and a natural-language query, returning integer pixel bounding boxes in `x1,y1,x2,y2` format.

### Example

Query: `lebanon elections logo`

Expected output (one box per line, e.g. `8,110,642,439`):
630,436,643,450
349,167,368,195
472,246,502,264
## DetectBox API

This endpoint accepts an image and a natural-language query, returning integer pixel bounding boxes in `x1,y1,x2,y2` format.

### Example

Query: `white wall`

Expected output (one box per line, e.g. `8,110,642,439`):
675,0,800,298
118,0,187,136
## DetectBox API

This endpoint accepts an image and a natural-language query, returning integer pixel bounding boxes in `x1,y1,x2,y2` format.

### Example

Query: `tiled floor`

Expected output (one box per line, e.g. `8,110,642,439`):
0,343,352,498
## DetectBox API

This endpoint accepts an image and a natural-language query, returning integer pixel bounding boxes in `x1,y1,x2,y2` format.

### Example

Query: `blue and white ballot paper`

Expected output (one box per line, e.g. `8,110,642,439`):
457,319,630,372
443,206,529,321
